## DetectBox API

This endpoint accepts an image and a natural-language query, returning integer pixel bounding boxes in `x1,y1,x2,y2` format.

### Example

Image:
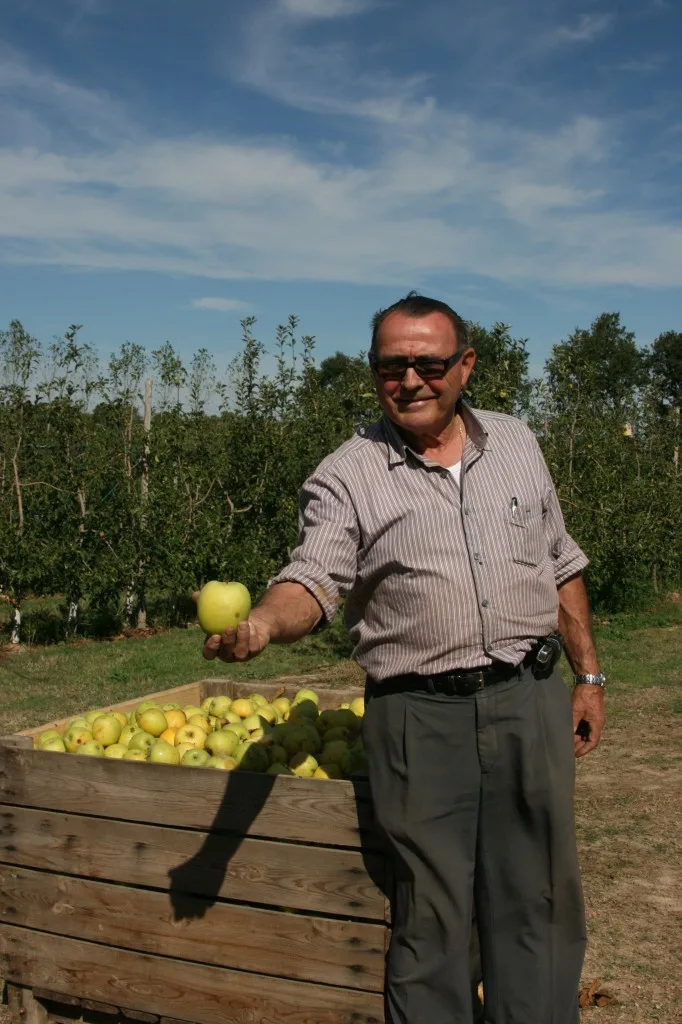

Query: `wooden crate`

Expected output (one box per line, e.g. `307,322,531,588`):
0,677,388,1024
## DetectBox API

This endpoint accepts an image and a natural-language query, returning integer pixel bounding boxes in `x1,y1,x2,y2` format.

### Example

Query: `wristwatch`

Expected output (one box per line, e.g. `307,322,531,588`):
574,673,606,687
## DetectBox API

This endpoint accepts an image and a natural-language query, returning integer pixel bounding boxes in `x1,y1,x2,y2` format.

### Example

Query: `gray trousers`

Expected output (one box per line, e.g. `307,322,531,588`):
363,664,586,1024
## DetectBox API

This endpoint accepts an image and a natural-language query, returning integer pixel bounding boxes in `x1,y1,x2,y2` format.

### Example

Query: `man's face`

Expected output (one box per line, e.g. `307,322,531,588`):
372,311,476,436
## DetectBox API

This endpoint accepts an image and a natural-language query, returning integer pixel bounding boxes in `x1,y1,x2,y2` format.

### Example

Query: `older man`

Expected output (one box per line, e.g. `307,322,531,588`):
202,293,605,1024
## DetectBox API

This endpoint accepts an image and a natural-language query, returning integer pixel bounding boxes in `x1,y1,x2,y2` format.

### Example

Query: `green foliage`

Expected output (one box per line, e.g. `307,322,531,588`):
1,309,680,643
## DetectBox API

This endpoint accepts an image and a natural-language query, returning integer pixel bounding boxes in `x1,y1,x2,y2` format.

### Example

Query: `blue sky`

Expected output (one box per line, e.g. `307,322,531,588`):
1,0,680,379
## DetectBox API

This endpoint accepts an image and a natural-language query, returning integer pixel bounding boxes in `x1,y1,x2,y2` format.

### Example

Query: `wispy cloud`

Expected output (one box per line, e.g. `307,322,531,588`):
619,54,667,72
278,0,374,18
549,12,613,45
190,298,248,312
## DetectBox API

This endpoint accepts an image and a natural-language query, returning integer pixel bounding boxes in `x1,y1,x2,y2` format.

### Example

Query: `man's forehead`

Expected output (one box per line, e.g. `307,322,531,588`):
376,311,457,351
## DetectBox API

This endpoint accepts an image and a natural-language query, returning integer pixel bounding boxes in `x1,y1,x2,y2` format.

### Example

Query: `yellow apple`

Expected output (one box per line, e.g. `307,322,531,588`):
119,724,138,747
272,697,290,717
104,743,127,759
250,693,268,709
68,717,89,731
175,725,206,750
63,726,93,753
223,710,241,725
38,728,62,748
149,740,180,765
289,752,318,777
76,740,105,757
205,729,240,758
196,580,251,635
224,722,248,741
187,714,211,735
209,695,233,718
123,749,148,762
314,764,343,780
160,727,177,746
182,705,204,720
257,704,278,725
201,696,215,714
176,741,196,759
293,688,319,706
180,748,210,768
111,711,128,727
231,697,255,719
136,708,168,737
165,709,186,731
85,710,106,725
91,715,122,747
349,697,365,719
205,755,238,770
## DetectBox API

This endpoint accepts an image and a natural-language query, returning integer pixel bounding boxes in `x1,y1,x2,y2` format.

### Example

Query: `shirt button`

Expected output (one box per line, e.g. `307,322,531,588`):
481,599,490,608
463,507,470,516
474,552,482,563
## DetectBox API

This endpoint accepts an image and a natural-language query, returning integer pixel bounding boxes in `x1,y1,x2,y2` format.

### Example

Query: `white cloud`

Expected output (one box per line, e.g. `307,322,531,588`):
279,0,374,18
0,48,681,291
549,12,613,45
190,298,248,312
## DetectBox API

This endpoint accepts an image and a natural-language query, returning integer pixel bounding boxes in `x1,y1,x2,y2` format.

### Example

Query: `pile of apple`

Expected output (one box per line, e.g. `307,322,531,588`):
33,688,367,779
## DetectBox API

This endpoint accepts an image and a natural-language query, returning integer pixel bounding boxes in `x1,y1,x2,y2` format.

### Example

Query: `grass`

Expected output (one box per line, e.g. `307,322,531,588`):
1,605,681,1022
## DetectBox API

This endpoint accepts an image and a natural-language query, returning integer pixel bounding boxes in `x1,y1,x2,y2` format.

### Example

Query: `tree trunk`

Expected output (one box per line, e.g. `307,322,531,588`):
125,586,135,627
68,600,79,630
136,377,153,630
10,605,21,645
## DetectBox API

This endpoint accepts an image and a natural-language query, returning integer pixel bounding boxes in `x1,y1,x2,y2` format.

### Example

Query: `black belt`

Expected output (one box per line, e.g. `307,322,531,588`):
368,637,561,699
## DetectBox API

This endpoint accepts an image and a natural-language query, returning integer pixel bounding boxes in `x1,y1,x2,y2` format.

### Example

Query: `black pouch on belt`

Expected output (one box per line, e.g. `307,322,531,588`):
531,631,564,679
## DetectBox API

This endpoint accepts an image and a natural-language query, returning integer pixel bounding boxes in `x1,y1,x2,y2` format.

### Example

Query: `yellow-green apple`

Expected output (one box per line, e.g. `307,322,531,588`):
231,698,255,719
243,714,270,734
38,728,62,748
235,742,270,773
267,763,294,775
176,741,196,760
321,740,349,767
119,725,138,747
293,688,319,706
209,696,233,718
201,696,214,714
288,700,318,724
76,740,105,757
164,709,186,731
223,710,241,725
104,743,127,759
187,714,211,735
182,705,204,720
84,710,105,725
350,697,365,719
205,729,240,758
250,728,274,746
68,717,89,731
41,737,67,753
149,740,180,765
272,697,291,718
128,731,156,755
180,748,210,768
196,580,251,635
175,724,206,750
269,744,289,765
205,755,237,770
314,763,343,779
250,693,268,709
91,715,122,747
63,725,93,753
257,704,278,725
123,749,147,762
289,752,318,777
136,708,167,737
323,726,351,744
224,723,248,741
111,711,128,727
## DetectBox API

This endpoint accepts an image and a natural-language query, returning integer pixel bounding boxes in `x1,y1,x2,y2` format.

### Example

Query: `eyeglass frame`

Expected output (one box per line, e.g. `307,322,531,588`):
368,347,467,381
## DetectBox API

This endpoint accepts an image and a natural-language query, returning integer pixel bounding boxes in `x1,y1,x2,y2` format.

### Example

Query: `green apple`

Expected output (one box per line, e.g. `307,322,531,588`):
196,580,251,635
63,725,93,753
104,743,127,759
269,744,288,765
267,762,294,775
149,740,180,765
128,731,156,755
136,707,168,737
205,729,240,758
209,695,233,718
289,752,318,778
91,714,122,747
37,728,62,748
119,724,139,747
224,722,248,741
76,740,105,757
320,740,349,767
205,755,237,770
41,737,67,753
314,763,343,779
333,709,360,732
123,749,148,762
180,748,210,768
323,726,351,744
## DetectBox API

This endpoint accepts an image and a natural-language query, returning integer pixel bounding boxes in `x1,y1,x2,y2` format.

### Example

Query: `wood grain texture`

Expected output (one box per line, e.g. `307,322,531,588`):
0,747,375,848
0,925,385,1024
0,806,388,920
0,866,385,991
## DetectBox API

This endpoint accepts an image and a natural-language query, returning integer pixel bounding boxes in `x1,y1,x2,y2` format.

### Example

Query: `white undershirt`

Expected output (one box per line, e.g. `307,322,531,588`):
446,461,462,488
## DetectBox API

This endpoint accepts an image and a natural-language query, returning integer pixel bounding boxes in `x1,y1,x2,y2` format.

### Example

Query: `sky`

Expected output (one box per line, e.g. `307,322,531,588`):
1,0,681,379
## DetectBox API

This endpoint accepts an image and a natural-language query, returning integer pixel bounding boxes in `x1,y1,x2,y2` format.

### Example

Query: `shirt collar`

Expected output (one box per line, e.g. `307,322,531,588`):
381,401,489,468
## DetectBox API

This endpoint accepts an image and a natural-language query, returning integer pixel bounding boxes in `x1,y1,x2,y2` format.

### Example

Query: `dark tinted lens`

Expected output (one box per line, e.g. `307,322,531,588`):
373,358,448,379
413,359,448,379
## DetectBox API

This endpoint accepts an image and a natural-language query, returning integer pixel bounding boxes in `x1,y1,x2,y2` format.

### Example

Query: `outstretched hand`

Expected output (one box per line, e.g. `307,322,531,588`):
192,592,271,663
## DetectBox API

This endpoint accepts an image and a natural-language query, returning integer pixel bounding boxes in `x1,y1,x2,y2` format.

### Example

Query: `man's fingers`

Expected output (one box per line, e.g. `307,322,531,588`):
192,591,200,605
202,634,221,661
230,621,252,662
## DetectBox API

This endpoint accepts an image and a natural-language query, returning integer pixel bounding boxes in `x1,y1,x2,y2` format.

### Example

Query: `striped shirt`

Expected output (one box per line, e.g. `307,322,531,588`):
271,403,588,680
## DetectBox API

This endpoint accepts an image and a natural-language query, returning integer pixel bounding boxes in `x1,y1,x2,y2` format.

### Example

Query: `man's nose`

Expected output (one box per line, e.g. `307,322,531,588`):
401,367,422,389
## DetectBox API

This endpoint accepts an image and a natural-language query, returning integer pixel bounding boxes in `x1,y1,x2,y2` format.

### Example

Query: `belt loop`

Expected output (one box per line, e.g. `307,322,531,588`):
426,677,437,695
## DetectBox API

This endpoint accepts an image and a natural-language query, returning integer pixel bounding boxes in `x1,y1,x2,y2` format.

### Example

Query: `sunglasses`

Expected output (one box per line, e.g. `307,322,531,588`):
369,348,465,381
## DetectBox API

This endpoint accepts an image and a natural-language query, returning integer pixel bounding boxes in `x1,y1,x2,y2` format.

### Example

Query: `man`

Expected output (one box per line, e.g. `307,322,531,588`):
202,293,605,1024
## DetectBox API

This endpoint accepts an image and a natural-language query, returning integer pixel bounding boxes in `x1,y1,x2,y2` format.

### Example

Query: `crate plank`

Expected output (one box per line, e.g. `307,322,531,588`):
17,684,203,742
0,866,385,991
0,806,388,920
0,925,384,1024
0,747,375,848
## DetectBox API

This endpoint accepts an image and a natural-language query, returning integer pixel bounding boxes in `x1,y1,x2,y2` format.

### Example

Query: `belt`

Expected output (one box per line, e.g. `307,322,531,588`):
368,644,546,699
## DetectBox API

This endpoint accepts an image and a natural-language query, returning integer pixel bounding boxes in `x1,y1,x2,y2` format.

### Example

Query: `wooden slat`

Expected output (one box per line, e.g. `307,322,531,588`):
0,747,375,848
16,684,203,741
0,925,385,1024
201,678,363,710
0,866,385,991
0,806,388,920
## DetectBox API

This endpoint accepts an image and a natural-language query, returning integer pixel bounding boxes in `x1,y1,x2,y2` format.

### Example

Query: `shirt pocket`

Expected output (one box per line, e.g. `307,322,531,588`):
505,501,545,567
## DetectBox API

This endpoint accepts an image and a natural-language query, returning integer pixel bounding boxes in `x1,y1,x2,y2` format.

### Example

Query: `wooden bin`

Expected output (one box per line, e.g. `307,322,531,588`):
0,677,389,1024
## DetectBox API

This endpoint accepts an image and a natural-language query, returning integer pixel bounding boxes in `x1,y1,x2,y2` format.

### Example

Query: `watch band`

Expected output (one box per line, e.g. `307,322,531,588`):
574,672,606,687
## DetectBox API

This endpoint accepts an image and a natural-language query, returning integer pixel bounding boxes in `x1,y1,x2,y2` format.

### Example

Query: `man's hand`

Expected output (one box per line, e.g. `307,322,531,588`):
572,684,604,757
191,591,271,662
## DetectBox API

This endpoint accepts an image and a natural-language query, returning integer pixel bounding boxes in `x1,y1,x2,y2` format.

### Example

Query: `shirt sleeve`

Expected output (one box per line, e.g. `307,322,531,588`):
532,436,589,587
268,467,360,627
